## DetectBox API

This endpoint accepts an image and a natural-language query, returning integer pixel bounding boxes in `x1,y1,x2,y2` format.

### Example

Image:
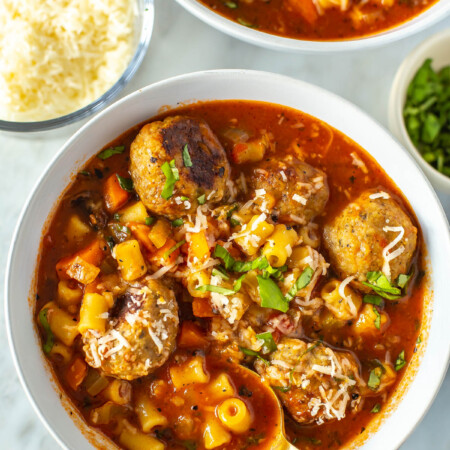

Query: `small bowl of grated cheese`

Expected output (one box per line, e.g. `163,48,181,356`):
0,0,154,132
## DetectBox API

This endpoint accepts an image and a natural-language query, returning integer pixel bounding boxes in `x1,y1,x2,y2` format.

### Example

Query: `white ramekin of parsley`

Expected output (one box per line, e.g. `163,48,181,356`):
389,29,450,193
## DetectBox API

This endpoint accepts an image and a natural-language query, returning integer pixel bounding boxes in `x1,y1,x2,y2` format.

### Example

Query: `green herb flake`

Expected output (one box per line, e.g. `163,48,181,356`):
116,224,131,235
106,236,115,252
371,403,381,413
224,1,237,8
233,274,246,292
257,275,289,312
417,335,422,344
164,239,186,259
180,196,189,202
196,284,236,296
272,385,291,393
172,218,184,227
395,350,407,371
161,160,180,200
397,273,412,289
213,244,269,273
38,308,54,354
363,294,384,307
230,218,241,227
197,194,206,205
239,347,269,366
368,367,383,391
182,144,193,168
145,216,156,226
97,146,125,160
362,271,402,300
79,170,91,176
285,266,314,302
113,213,121,221
212,267,230,280
373,307,381,330
256,331,277,353
237,17,255,27
116,174,134,192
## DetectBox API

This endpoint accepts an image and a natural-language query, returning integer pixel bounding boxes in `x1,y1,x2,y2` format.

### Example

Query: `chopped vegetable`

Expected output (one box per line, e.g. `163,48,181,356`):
257,275,289,312
38,308,54,354
164,239,186,259
363,271,402,300
373,307,381,330
104,173,131,213
363,294,384,307
66,357,88,391
196,285,236,295
161,160,179,200
395,350,407,371
197,194,206,205
97,146,125,160
224,1,237,8
285,266,314,302
233,274,246,292
172,218,184,227
272,385,291,393
397,273,412,289
239,347,269,365
371,403,381,413
145,216,156,226
368,367,383,390
182,144,193,167
212,267,230,280
237,17,255,28
230,218,241,227
256,332,277,353
213,245,269,272
403,58,450,177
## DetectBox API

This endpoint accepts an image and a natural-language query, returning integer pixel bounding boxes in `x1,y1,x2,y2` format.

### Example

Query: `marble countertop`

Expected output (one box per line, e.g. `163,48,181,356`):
0,1,448,448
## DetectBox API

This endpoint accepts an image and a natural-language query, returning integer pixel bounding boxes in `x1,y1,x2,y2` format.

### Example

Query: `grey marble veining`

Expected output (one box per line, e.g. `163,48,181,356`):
0,0,448,448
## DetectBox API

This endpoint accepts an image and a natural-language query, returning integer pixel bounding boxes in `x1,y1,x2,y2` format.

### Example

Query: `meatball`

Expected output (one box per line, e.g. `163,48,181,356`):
323,189,417,284
130,116,230,219
255,338,362,425
82,279,179,380
247,155,329,224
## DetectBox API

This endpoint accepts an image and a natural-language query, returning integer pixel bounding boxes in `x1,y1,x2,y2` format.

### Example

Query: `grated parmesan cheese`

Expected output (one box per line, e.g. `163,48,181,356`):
292,193,307,205
338,276,358,318
382,226,405,279
0,0,136,122
369,191,390,200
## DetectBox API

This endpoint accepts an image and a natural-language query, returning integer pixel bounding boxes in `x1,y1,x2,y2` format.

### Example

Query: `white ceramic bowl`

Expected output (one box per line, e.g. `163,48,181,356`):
175,0,450,53
389,29,450,194
5,70,450,449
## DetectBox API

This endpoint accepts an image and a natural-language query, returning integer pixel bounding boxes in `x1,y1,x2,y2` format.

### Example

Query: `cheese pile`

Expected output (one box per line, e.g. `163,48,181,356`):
0,0,136,122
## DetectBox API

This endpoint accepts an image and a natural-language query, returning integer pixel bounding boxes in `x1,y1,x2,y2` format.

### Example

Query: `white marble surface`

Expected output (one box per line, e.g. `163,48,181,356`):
0,1,449,448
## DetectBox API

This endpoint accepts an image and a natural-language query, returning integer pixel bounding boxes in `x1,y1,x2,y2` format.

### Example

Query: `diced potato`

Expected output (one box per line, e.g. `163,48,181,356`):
203,416,231,449
66,256,101,285
114,240,147,281
118,201,149,224
119,423,165,450
170,356,210,389
148,219,171,249
78,292,113,334
135,392,168,432
65,215,91,242
353,304,389,335
57,280,83,308
128,223,156,254
208,373,235,401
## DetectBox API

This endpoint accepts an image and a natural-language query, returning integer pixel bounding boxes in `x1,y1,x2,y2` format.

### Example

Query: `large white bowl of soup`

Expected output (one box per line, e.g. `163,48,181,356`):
175,0,450,52
5,70,450,450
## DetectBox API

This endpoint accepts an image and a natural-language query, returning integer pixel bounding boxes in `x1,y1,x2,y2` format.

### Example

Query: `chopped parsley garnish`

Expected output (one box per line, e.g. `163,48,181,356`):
230,218,241,227
272,385,291,393
196,285,236,295
363,294,384,307
285,266,314,302
395,350,407,371
226,204,239,219
180,196,189,202
97,145,125,160
373,307,381,330
257,275,288,312
233,274,246,292
197,194,206,205
172,218,184,227
239,347,269,366
224,1,237,8
362,271,402,300
371,403,381,413
212,267,230,280
368,366,383,390
145,216,156,226
115,224,131,235
116,174,134,192
38,308,54,354
106,236,115,251
182,144,193,167
397,273,412,289
256,331,277,353
161,160,179,200
164,239,186,259
213,245,269,272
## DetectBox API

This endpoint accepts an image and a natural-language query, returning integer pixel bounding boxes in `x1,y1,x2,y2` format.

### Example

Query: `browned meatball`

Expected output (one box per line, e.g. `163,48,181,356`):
247,155,329,224
255,338,363,425
130,116,230,219
82,279,179,380
323,189,417,284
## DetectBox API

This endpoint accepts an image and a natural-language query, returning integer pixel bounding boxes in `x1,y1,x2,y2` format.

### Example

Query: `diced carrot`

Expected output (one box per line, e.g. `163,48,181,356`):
178,321,209,348
180,242,190,255
103,173,131,213
189,230,210,264
192,298,216,318
56,239,106,280
287,0,318,24
66,357,87,391
128,222,156,255
66,256,100,285
151,238,180,266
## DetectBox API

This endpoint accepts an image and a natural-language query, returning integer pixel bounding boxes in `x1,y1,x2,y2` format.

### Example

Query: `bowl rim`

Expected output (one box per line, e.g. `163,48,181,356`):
174,0,450,53
0,0,155,133
388,28,450,191
5,69,450,450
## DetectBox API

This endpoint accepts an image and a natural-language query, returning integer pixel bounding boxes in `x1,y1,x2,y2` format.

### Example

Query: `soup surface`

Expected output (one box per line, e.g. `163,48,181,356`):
196,0,437,41
36,100,424,449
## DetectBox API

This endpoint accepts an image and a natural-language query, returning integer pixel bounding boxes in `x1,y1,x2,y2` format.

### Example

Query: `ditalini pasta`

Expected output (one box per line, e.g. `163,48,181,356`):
35,100,424,449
